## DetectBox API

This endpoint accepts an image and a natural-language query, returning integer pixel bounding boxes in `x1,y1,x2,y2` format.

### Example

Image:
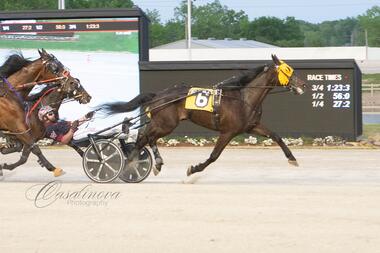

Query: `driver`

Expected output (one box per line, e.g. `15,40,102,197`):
38,105,94,144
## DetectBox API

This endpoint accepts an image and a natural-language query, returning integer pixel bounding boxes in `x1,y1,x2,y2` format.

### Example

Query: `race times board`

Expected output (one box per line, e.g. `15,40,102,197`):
0,19,138,34
308,72,352,110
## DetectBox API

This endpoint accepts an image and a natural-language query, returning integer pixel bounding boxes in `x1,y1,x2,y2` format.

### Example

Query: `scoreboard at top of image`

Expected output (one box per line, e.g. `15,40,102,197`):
0,19,139,34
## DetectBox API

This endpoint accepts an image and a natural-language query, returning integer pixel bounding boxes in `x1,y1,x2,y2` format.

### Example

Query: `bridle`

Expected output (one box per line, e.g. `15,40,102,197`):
16,56,71,91
214,65,305,95
26,55,87,103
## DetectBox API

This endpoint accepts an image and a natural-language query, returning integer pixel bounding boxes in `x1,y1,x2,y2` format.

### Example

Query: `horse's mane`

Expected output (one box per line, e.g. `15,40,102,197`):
0,53,33,78
218,65,266,90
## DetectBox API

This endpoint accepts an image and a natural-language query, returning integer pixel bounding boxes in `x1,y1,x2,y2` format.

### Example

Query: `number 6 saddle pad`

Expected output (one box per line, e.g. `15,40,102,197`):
185,87,222,113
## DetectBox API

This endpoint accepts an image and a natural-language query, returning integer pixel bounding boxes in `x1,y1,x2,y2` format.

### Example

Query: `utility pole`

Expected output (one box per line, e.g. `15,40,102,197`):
186,0,192,60
350,31,354,46
58,0,65,10
187,0,192,49
365,29,368,60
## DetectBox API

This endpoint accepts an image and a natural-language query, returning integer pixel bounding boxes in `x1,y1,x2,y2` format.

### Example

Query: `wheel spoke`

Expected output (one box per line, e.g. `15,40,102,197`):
104,162,117,174
126,165,142,178
86,158,102,163
95,163,104,178
104,151,119,162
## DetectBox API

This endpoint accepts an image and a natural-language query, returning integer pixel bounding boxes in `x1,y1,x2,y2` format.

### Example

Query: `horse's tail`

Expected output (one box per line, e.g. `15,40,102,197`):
100,93,156,115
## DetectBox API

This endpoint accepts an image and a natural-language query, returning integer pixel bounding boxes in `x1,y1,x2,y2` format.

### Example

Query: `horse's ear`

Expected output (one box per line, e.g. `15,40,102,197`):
271,54,281,66
38,48,48,58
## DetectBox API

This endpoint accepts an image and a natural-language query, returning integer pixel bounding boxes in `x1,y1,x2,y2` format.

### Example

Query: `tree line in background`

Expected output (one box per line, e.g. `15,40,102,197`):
148,1,380,48
1,0,379,48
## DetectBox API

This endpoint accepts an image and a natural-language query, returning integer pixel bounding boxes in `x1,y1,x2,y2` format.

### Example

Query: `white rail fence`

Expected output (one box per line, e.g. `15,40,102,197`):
363,84,380,111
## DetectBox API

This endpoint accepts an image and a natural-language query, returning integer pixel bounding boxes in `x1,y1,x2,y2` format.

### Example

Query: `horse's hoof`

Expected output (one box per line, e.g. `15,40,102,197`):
154,159,163,175
153,166,160,176
0,167,3,177
288,160,299,167
53,168,65,177
182,173,201,184
187,166,193,176
0,163,8,171
155,157,163,165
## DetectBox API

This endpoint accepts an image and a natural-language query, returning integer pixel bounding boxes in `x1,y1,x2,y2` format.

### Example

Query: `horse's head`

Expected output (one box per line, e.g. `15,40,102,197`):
38,49,92,104
271,54,306,95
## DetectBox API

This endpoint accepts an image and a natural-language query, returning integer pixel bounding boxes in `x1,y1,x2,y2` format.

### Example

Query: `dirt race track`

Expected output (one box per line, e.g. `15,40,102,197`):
1,147,380,253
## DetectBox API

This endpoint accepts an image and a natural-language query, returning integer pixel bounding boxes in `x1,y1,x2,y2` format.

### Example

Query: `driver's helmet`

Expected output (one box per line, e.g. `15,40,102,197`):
38,105,55,121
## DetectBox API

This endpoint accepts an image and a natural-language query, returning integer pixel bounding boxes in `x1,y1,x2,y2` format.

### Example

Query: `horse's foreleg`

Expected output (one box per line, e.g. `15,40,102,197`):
149,142,163,176
249,123,298,166
187,133,236,176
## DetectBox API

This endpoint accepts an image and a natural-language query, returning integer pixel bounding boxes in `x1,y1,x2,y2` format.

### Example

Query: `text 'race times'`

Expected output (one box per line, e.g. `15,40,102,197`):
308,74,351,109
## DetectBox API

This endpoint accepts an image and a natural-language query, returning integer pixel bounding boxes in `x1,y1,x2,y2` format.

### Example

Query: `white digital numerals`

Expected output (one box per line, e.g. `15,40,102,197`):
311,83,351,109
311,85,324,108
330,84,351,108
332,101,350,108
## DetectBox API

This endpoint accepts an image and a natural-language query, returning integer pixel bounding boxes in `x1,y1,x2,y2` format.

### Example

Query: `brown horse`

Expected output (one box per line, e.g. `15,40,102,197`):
101,55,306,177
0,49,91,177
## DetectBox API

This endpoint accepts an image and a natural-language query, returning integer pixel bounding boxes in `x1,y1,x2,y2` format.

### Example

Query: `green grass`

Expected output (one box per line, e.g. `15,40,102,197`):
363,74,380,84
0,32,139,53
363,124,380,139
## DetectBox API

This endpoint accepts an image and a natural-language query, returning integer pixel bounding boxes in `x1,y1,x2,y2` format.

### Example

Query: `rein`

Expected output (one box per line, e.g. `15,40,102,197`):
26,87,56,119
214,84,291,95
16,76,67,91
14,63,70,91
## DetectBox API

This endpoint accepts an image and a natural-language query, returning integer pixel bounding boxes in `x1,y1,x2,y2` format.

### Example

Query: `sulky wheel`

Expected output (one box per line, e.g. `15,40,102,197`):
119,143,153,183
83,139,124,183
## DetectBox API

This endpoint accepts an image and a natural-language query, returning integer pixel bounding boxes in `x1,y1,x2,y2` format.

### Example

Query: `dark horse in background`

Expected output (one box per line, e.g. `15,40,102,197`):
0,49,91,177
101,55,306,177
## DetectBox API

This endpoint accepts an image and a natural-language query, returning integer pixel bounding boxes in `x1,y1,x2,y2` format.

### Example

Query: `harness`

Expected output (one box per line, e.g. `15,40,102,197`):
0,76,24,103
211,88,222,130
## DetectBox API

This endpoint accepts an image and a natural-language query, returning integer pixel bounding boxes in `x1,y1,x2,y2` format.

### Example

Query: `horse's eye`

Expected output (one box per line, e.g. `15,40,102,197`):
49,64,57,72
